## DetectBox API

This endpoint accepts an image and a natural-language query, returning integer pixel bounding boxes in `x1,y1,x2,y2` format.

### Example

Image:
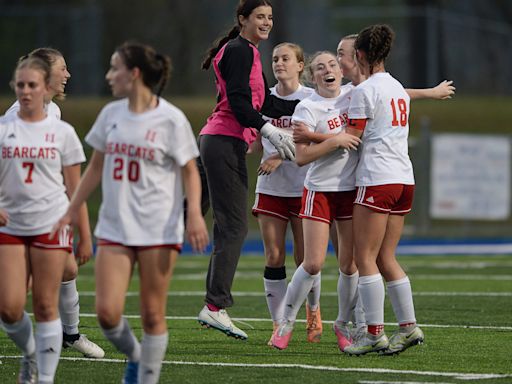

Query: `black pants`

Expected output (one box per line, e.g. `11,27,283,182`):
198,135,248,308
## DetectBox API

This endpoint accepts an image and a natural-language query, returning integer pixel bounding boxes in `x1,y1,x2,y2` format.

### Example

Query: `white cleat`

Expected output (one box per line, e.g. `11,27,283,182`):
64,334,105,358
198,305,248,340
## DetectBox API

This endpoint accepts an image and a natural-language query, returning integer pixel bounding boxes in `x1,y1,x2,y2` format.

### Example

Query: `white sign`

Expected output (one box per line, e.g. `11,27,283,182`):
430,134,510,220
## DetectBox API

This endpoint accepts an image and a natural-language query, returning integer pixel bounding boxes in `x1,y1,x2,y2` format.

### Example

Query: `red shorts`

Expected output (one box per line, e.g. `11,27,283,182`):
354,184,415,215
97,239,182,253
0,228,73,252
252,193,302,221
299,188,356,224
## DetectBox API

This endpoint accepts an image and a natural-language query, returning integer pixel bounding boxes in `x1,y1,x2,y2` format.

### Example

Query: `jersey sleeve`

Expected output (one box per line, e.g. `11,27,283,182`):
348,86,375,120
166,112,199,167
291,102,316,132
61,123,86,166
85,105,110,152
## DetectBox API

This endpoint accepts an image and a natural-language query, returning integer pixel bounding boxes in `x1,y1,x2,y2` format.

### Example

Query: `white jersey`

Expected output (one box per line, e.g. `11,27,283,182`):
86,98,199,246
6,100,62,120
0,113,85,235
256,85,314,197
348,72,414,186
292,85,358,192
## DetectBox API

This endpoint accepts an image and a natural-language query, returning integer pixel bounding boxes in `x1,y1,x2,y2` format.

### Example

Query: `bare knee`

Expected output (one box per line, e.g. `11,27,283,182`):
141,307,165,333
265,248,285,268
62,256,78,281
32,300,57,322
0,308,24,324
96,305,122,329
302,261,322,276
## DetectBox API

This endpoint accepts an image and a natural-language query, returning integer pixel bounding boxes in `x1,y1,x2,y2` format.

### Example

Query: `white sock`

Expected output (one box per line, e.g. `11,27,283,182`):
139,332,168,384
59,279,80,335
387,276,417,325
3,311,35,356
283,265,319,322
263,278,287,323
35,318,62,383
336,270,359,325
102,317,141,361
358,274,385,325
353,294,366,329
306,272,321,311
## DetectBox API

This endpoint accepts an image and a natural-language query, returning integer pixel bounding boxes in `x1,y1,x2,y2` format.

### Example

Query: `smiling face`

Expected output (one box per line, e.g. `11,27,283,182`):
309,53,342,97
105,52,135,98
336,38,358,82
272,45,304,84
49,55,70,100
15,67,49,117
239,5,273,45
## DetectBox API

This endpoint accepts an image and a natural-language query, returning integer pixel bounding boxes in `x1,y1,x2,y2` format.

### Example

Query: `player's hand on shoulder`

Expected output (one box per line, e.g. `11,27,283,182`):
433,80,455,100
0,209,8,227
186,213,209,253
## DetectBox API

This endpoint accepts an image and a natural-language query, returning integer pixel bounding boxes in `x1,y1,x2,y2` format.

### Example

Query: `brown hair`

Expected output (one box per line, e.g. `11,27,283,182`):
354,24,395,75
201,0,273,70
115,41,172,96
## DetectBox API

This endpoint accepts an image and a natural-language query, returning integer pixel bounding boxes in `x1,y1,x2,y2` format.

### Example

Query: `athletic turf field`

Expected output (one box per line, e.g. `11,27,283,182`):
1,254,511,383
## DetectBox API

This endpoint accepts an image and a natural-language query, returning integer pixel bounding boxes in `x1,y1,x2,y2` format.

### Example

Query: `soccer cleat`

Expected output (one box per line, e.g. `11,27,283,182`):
197,305,248,340
333,323,352,352
271,321,294,350
63,334,105,358
17,354,37,384
351,325,368,344
267,322,280,346
121,361,139,384
305,304,322,343
382,326,424,355
344,332,389,356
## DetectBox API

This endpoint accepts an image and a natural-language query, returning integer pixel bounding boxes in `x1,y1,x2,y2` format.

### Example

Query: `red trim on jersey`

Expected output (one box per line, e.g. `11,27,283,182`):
348,118,367,131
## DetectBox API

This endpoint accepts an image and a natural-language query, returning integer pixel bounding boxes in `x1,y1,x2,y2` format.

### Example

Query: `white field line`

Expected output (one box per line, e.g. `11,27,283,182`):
359,381,455,384
0,355,509,381
25,312,512,331
74,273,512,281
74,290,512,297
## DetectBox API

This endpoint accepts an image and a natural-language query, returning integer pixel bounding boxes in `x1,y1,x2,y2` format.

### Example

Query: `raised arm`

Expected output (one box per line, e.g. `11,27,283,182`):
406,80,455,100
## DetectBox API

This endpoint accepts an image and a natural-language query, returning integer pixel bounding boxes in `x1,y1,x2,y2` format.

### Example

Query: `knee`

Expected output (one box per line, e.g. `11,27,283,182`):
0,309,24,324
141,307,164,333
265,249,285,268
32,300,57,322
62,258,78,281
96,305,122,329
302,262,322,276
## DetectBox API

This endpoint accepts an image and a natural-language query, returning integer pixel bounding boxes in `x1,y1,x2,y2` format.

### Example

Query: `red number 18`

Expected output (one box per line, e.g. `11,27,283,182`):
390,98,408,127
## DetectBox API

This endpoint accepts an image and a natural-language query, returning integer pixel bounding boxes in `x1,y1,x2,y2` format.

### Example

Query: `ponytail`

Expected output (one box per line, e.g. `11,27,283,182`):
201,26,240,70
155,53,172,96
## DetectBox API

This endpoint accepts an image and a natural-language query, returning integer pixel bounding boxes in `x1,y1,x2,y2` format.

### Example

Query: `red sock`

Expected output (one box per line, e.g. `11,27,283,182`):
207,303,221,312
399,322,416,328
368,324,384,335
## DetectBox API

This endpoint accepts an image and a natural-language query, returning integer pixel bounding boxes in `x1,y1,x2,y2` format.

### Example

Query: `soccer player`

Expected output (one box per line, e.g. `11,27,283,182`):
51,42,209,384
197,0,299,340
271,51,362,350
4,47,104,360
343,24,424,355
250,42,323,344
0,57,87,384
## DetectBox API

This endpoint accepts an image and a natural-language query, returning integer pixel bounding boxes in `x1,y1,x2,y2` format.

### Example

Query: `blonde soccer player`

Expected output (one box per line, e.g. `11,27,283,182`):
343,24,424,356
51,42,209,384
4,47,104,360
0,57,87,384
250,42,324,344
271,51,362,350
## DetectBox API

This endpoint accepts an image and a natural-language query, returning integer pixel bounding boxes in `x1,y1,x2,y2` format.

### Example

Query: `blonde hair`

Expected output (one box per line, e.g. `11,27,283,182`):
305,50,337,84
273,42,305,79
11,57,51,90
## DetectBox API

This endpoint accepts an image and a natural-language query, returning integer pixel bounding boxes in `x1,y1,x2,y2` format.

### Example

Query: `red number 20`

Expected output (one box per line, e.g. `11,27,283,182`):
390,98,408,127
113,157,140,182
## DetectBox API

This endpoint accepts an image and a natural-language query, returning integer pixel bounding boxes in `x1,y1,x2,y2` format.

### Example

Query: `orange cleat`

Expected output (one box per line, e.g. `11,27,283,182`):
306,304,323,343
